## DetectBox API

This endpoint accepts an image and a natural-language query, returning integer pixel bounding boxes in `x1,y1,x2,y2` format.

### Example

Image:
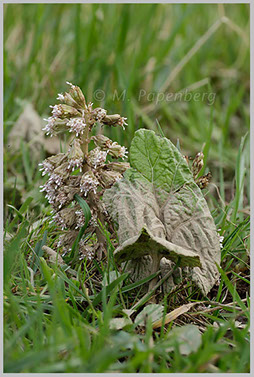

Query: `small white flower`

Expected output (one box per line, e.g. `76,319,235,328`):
68,158,83,172
67,118,87,137
52,208,76,230
40,180,54,193
95,108,107,122
48,173,64,187
42,117,57,136
66,81,75,88
90,215,98,227
57,235,64,248
119,146,128,159
109,142,128,159
50,104,63,117
79,240,95,261
67,139,84,171
40,181,57,205
56,190,68,209
57,93,65,101
75,209,86,229
38,160,54,176
88,147,108,168
53,212,66,230
80,172,100,196
85,102,93,113
118,116,128,130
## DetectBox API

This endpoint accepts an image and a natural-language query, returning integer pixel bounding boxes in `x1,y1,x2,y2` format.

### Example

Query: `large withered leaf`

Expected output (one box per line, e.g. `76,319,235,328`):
103,129,220,294
8,103,62,155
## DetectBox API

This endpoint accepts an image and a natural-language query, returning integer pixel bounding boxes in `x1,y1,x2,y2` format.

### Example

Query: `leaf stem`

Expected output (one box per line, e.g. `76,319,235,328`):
132,257,181,311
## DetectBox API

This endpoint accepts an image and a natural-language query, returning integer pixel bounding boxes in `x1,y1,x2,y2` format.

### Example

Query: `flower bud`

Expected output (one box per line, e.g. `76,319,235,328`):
53,186,80,210
183,155,189,166
53,207,77,230
108,142,128,159
80,171,100,196
87,147,107,168
104,161,130,173
66,117,87,136
59,92,80,108
50,104,80,119
196,172,212,189
43,117,69,136
98,169,122,188
102,114,128,129
75,209,88,229
39,153,66,176
91,134,112,150
66,175,82,187
68,139,84,171
57,230,79,252
192,152,204,178
79,240,95,261
66,83,86,108
93,107,107,122
40,180,57,204
51,161,71,185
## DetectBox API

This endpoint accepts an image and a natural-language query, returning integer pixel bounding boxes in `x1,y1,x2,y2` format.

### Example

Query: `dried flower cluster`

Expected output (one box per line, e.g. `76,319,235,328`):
185,151,212,189
40,82,129,261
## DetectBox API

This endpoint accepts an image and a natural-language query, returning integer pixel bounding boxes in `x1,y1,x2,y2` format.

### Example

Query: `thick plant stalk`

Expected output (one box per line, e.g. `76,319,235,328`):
81,123,90,157
80,114,108,255
147,254,161,293
89,192,107,258
132,258,181,311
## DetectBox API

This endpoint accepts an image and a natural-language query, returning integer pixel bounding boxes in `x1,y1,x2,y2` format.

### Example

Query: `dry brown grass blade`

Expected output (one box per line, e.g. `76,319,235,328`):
152,302,201,329
188,298,248,317
152,297,248,329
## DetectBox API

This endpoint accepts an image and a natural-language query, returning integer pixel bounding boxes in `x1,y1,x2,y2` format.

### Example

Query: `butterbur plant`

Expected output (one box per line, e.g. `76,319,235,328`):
40,83,220,296
40,82,129,261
